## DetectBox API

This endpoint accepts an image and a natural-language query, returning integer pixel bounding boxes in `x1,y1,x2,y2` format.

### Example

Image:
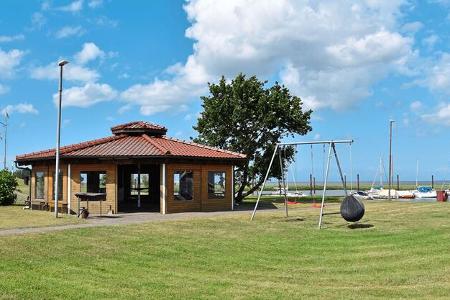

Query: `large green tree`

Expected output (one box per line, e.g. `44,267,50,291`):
194,74,312,202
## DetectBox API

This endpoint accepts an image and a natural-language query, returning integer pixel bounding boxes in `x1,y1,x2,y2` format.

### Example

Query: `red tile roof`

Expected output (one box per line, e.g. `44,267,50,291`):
111,121,167,136
16,121,246,162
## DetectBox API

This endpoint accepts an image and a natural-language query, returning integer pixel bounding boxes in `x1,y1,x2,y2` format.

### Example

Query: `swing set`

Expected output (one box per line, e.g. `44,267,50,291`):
250,139,364,229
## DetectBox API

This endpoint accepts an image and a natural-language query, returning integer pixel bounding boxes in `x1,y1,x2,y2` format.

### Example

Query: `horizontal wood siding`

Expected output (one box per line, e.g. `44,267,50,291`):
70,163,117,215
165,163,232,213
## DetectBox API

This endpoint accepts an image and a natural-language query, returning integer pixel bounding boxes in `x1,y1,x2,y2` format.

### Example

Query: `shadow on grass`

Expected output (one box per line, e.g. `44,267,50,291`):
347,223,374,229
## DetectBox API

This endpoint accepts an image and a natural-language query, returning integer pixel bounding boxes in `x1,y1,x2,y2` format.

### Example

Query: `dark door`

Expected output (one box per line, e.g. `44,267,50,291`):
117,164,160,212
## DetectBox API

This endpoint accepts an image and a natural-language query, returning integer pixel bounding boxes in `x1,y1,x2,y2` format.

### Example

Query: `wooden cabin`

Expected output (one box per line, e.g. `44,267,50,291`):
15,121,246,215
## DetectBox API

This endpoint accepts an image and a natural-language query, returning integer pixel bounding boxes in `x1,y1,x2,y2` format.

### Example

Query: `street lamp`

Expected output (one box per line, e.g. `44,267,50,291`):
54,60,69,218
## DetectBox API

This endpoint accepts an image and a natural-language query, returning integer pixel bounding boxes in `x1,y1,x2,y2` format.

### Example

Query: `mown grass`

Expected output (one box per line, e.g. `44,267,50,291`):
0,206,83,230
1,201,450,299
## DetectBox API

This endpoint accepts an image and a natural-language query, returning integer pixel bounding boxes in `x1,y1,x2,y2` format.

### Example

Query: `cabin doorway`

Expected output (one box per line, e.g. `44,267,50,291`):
117,164,160,212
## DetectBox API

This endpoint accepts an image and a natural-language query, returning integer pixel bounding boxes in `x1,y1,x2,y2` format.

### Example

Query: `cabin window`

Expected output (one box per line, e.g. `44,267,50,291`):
80,171,107,193
174,171,193,200
35,171,45,199
130,173,149,196
52,170,63,200
208,171,226,199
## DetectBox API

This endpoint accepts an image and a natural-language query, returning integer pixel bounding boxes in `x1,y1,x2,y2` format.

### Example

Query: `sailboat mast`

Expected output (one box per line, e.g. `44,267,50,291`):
416,160,419,188
388,120,394,200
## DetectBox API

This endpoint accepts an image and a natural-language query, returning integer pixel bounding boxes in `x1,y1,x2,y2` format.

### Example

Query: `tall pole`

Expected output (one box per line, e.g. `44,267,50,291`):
388,120,394,200
54,60,69,218
3,114,7,169
0,113,7,170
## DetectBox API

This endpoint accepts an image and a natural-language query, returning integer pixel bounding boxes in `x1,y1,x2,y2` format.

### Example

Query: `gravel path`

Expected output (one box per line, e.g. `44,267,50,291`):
0,209,273,237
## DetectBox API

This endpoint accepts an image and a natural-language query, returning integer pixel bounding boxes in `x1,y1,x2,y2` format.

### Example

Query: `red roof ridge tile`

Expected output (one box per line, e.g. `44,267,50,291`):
111,121,166,131
159,136,246,158
142,134,171,155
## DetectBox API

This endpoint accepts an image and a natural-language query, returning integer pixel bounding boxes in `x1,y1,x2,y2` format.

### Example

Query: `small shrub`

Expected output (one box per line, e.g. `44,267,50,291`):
0,169,18,205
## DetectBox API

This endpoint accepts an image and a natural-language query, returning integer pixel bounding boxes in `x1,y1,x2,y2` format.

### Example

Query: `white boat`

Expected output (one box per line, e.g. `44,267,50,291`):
397,190,415,199
413,186,437,198
352,191,370,200
367,187,398,199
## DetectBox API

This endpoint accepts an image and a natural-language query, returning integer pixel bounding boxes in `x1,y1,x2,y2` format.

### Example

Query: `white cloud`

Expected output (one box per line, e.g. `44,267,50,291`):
55,26,85,39
0,34,25,43
422,34,439,49
401,21,423,33
0,48,25,78
31,63,99,83
53,83,117,108
74,42,105,64
410,100,422,111
0,84,9,95
30,12,46,30
88,0,103,8
1,103,39,116
422,103,450,126
122,0,414,114
57,0,83,12
423,53,450,93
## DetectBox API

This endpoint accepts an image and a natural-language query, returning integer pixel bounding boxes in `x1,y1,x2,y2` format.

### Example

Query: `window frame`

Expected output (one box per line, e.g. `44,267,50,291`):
79,171,107,194
207,171,226,199
35,171,45,200
173,170,194,201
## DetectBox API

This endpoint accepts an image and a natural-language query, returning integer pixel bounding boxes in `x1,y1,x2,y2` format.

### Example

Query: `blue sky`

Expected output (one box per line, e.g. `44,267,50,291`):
0,0,449,182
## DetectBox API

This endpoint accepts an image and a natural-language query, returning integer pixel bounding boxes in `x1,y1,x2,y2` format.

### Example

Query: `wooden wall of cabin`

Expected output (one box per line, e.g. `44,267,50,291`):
30,162,117,215
70,163,117,215
165,163,233,213
30,163,68,211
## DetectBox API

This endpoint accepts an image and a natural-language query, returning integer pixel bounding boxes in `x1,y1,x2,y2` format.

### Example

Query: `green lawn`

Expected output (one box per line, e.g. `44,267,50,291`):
1,201,450,299
0,206,83,230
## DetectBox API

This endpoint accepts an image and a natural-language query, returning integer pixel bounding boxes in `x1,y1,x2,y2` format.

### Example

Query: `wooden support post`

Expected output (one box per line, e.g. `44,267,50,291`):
432,175,434,189
397,174,400,190
309,173,313,196
357,174,360,191
313,177,316,195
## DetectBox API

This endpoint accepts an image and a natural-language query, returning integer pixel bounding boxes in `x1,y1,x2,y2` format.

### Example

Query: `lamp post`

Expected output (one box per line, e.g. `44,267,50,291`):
388,120,395,201
54,60,69,218
0,112,8,170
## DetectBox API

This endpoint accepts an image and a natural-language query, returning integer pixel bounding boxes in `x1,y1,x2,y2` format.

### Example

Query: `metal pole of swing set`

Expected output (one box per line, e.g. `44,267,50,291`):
54,60,69,218
388,120,394,201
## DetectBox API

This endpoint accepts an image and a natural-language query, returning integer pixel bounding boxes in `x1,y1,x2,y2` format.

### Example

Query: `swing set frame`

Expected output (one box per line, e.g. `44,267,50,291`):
250,139,354,229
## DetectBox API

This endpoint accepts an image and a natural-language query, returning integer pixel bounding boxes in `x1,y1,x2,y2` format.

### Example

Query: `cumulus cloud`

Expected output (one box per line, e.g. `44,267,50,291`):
31,42,107,83
53,83,117,108
55,26,85,39
57,0,83,13
74,42,105,64
422,103,450,126
0,84,9,95
410,100,423,111
1,103,39,116
31,63,99,82
0,34,25,43
422,53,450,93
122,0,415,114
88,0,103,8
0,48,25,78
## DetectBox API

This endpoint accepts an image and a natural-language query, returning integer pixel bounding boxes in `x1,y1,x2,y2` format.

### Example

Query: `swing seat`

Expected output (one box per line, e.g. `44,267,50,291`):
340,195,365,222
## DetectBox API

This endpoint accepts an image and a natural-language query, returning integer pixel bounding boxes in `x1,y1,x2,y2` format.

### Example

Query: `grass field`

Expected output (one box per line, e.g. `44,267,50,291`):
1,200,450,299
0,206,83,230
